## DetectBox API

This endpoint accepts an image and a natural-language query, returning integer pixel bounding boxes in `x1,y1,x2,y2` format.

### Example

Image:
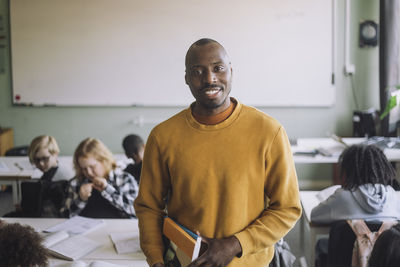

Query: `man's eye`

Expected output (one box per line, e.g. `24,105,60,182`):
192,69,202,76
215,66,224,72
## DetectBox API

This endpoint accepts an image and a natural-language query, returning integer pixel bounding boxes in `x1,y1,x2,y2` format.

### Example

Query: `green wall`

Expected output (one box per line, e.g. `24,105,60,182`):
0,0,380,188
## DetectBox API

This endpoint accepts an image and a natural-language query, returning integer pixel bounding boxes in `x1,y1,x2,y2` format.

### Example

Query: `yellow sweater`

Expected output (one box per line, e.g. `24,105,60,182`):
134,99,302,266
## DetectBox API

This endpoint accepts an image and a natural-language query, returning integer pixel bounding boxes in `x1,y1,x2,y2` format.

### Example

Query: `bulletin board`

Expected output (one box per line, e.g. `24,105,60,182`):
10,0,335,107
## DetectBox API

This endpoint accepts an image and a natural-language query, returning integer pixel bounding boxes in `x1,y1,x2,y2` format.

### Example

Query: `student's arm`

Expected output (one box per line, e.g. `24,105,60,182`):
99,171,138,217
64,178,89,217
310,189,342,224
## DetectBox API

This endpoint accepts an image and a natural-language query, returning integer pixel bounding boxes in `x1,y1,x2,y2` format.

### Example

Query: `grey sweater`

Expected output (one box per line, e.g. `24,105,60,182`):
311,183,400,224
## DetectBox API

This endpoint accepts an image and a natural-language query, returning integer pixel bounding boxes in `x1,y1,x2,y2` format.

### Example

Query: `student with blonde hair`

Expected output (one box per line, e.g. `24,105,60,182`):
64,137,138,218
4,135,73,217
28,135,73,181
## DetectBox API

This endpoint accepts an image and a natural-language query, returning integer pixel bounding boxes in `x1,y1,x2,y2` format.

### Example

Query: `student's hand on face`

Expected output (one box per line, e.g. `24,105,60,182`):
188,234,242,267
79,183,93,201
91,177,107,191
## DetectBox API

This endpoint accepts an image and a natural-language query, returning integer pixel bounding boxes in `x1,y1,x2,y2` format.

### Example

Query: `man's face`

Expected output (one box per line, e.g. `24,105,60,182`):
185,43,232,114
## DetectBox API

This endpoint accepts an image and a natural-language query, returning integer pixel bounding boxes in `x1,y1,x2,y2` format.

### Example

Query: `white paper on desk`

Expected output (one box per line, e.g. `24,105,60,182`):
45,216,104,235
89,261,127,267
49,235,101,261
316,185,341,202
109,232,141,254
49,260,86,267
49,260,125,267
0,161,9,172
41,230,70,247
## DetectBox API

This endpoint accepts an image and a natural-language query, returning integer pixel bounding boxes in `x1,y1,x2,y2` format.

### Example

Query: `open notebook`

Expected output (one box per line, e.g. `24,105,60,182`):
41,231,101,261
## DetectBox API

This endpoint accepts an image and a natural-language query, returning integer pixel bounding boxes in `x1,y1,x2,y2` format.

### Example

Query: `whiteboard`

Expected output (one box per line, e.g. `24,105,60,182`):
10,0,334,107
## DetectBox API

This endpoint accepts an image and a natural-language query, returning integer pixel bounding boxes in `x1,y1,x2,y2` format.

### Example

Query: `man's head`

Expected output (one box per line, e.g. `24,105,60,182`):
185,38,233,115
122,134,145,163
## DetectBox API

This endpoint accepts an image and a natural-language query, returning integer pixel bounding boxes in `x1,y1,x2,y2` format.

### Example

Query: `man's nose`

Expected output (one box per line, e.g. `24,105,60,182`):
203,70,217,84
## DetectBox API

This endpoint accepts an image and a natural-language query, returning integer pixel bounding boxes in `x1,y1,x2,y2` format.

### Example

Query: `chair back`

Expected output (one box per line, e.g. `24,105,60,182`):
5,145,29,156
327,220,382,267
21,180,69,217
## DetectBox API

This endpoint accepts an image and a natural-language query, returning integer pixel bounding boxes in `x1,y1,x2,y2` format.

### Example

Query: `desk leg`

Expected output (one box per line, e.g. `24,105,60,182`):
12,181,19,205
300,213,305,255
310,227,317,267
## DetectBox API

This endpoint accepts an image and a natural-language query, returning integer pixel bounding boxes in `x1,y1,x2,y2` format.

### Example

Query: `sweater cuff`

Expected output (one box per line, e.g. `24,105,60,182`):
147,252,164,267
234,230,253,257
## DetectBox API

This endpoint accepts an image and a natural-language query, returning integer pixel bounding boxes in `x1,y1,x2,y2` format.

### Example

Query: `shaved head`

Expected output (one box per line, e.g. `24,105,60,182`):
185,38,230,69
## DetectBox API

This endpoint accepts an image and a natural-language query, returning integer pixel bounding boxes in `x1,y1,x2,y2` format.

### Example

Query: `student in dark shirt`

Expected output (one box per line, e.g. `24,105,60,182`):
369,223,400,267
122,134,145,184
4,135,73,217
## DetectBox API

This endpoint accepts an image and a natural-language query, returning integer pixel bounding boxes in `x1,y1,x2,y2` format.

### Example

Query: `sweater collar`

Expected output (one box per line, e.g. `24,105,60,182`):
186,97,242,130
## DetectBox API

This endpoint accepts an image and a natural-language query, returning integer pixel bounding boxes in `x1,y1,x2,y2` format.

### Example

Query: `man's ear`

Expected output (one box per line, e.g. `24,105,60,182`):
185,73,189,85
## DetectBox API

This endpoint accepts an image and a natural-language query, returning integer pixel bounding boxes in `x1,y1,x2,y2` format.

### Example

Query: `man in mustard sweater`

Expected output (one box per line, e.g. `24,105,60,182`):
134,38,302,267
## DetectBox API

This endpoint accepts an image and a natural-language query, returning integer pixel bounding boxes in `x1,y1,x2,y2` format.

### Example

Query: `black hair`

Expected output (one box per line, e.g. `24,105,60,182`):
339,144,398,190
122,134,144,156
0,221,49,266
369,224,400,267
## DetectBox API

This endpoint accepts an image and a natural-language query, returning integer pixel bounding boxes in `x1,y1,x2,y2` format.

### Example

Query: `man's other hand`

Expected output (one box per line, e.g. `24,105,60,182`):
189,235,242,267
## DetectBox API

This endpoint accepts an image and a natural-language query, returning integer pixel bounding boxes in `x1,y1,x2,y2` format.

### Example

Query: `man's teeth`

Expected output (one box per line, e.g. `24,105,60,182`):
205,88,220,95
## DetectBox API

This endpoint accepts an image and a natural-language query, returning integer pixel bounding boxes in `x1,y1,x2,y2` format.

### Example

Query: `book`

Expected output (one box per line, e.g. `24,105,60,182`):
109,232,141,254
50,260,126,267
41,231,102,261
45,216,104,235
162,217,204,261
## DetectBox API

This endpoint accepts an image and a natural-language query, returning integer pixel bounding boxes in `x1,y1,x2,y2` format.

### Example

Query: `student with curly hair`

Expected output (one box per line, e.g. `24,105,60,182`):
64,137,138,218
311,144,400,224
0,220,49,266
369,223,400,267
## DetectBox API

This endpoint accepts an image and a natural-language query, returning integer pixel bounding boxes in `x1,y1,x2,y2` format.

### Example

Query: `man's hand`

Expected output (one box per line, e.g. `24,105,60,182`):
188,235,242,267
91,177,107,191
79,183,93,201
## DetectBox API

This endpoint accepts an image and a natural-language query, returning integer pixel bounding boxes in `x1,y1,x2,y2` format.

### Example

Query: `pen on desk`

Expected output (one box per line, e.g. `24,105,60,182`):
14,162,23,171
331,134,349,147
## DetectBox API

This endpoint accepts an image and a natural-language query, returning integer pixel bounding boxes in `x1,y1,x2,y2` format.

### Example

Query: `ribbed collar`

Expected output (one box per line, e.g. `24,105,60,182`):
186,97,242,131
